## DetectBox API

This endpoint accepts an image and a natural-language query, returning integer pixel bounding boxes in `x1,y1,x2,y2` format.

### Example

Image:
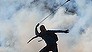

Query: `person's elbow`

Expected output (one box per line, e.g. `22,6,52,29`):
35,32,39,36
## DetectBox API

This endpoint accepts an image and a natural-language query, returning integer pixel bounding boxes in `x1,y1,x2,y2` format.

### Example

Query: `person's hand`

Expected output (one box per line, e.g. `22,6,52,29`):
36,23,40,27
65,29,69,33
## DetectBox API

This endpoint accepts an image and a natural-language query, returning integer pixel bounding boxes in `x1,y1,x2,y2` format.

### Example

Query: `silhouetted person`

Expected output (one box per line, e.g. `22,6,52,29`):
35,23,69,52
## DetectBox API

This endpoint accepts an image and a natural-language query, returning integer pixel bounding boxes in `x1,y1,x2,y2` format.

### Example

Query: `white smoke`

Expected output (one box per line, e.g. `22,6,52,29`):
0,0,92,52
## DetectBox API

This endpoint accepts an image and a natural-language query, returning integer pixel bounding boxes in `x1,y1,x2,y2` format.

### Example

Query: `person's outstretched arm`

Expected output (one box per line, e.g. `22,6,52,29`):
35,23,40,35
48,29,69,33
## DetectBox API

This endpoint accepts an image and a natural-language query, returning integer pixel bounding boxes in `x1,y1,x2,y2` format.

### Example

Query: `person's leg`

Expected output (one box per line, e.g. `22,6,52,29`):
39,46,49,52
52,45,58,52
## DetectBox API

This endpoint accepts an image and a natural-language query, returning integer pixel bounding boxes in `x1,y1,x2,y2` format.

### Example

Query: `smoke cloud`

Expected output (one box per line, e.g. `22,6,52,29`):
0,0,92,52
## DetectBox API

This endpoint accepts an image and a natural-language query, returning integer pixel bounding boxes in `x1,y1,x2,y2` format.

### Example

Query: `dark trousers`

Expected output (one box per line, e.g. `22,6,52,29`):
39,44,58,52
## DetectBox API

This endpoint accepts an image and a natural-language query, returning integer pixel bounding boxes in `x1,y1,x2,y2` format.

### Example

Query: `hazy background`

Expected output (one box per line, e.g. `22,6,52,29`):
0,0,92,52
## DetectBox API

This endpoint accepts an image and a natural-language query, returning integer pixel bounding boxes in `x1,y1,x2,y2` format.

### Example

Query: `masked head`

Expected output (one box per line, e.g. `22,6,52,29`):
40,25,46,32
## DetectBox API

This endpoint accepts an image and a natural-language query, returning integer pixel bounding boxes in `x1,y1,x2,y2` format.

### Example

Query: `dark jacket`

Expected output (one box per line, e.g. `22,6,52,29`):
38,30,58,45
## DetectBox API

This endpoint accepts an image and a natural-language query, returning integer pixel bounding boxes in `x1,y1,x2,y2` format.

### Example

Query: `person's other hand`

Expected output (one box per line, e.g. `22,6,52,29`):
65,29,69,33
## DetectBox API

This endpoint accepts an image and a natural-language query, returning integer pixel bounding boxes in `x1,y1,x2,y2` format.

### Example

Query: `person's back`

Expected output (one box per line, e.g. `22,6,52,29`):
39,30,58,45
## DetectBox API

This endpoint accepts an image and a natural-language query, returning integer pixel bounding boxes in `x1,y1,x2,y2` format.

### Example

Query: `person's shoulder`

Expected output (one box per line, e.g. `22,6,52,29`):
47,30,54,32
46,30,54,33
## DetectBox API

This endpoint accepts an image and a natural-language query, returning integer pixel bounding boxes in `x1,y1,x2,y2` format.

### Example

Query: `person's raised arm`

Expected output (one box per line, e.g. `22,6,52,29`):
35,23,40,35
48,29,69,33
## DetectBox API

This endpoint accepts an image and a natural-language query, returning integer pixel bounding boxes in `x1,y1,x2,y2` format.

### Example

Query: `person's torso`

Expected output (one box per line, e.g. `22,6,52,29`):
39,30,58,45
